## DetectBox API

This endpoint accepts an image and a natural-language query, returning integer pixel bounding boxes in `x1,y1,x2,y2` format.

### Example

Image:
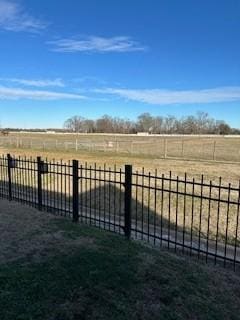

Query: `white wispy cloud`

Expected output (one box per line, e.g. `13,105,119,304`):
0,0,46,32
72,76,107,85
2,78,65,88
0,86,86,100
94,87,240,105
48,36,146,53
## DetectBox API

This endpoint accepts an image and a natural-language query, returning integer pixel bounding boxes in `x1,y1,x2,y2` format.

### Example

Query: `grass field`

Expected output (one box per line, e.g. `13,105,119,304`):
1,141,240,185
2,132,240,163
2,133,240,185
1,135,240,255
1,199,240,320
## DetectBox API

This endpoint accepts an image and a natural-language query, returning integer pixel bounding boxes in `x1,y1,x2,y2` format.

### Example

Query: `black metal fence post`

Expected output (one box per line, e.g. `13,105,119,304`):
72,159,79,222
124,164,132,239
7,154,12,201
2,152,240,270
37,156,42,211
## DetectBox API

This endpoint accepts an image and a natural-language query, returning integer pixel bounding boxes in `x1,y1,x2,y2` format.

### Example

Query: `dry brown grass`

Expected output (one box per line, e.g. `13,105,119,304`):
1,143,240,255
2,133,240,162
1,145,240,184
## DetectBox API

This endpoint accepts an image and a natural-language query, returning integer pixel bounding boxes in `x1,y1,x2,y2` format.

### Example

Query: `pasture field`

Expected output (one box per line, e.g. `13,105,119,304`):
2,132,240,163
1,143,240,259
1,133,240,185
1,133,240,255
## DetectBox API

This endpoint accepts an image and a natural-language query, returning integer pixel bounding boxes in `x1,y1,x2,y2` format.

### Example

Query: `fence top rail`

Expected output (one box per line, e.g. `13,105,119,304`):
133,172,240,191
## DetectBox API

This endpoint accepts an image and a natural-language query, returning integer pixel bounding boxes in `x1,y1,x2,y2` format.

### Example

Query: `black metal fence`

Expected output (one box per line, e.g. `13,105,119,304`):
0,154,240,270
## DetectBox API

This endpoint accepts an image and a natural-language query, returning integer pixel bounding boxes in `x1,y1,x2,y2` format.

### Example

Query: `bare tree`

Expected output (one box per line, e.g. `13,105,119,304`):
216,121,231,135
95,115,114,133
164,115,178,134
137,113,154,132
63,112,234,135
64,116,86,132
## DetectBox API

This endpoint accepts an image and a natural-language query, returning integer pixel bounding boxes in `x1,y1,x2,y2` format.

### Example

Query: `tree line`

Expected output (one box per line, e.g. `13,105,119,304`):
64,112,239,135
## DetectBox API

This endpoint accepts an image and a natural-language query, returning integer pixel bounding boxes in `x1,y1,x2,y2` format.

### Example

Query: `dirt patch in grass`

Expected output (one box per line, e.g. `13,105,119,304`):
0,199,96,264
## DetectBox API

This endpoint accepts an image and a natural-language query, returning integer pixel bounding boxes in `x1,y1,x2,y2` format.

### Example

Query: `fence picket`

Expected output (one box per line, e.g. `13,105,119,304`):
0,154,239,270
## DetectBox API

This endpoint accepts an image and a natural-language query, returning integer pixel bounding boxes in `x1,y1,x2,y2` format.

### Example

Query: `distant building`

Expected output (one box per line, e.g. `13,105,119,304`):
137,132,149,136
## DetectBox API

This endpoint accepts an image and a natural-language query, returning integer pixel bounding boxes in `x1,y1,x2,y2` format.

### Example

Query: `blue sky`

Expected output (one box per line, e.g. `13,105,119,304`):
0,0,240,128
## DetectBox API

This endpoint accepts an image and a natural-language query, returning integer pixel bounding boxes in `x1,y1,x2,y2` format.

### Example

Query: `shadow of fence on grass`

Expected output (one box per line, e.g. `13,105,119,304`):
0,154,240,270
0,176,240,271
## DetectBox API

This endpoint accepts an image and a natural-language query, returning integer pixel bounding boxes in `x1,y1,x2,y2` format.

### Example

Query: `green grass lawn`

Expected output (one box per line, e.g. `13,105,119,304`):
1,216,240,320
